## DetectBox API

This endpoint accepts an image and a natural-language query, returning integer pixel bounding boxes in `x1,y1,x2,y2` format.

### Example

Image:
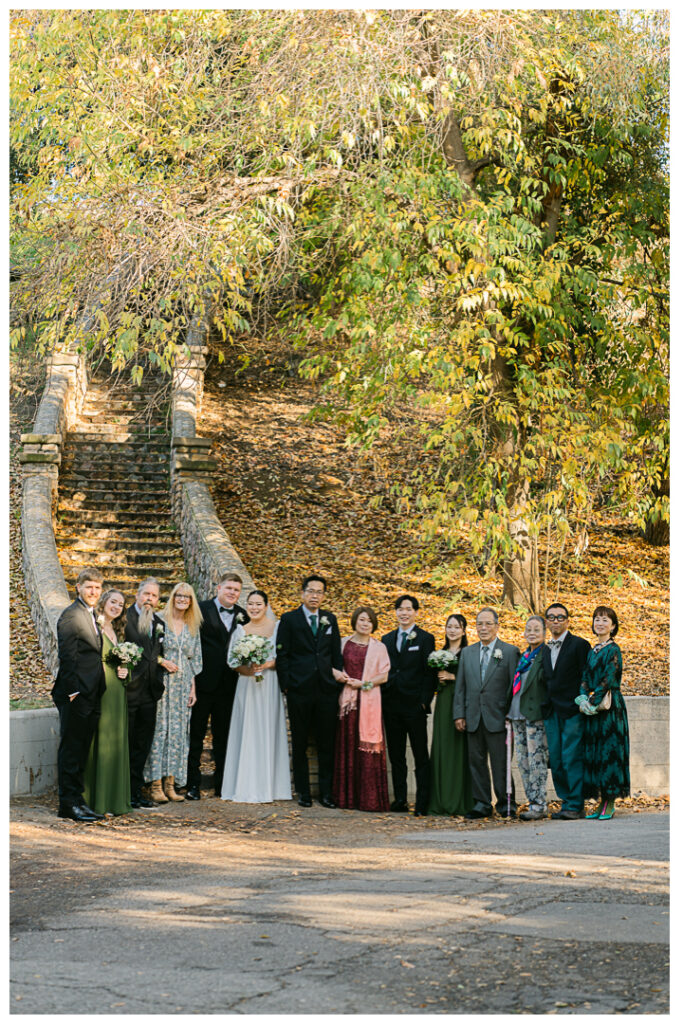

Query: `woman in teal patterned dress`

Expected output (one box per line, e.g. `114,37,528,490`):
145,583,203,802
428,614,472,816
578,606,630,821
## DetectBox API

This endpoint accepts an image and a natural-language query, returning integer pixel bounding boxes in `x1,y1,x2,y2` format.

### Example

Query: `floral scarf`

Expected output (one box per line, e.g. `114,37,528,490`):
512,645,542,696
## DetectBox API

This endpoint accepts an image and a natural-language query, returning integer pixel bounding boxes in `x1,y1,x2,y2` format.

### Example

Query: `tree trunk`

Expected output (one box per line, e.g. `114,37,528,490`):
503,506,540,612
643,516,669,546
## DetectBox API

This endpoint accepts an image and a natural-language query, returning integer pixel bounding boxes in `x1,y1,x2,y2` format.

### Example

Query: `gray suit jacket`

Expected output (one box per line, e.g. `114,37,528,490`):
452,638,520,733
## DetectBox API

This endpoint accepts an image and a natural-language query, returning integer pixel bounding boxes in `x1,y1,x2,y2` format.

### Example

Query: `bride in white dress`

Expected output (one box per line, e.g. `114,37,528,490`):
221,589,292,803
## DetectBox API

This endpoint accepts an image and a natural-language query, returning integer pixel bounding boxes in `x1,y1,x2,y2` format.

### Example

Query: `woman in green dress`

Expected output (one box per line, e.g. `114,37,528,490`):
83,589,132,816
578,605,630,821
429,614,473,816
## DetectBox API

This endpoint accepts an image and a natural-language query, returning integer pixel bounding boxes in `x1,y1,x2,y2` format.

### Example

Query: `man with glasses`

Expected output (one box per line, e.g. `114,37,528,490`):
541,603,591,820
276,574,345,808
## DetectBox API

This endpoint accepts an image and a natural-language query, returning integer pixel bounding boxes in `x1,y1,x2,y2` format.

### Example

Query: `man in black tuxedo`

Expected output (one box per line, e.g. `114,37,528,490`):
52,569,107,822
276,574,345,808
185,572,248,800
125,577,172,808
542,603,592,820
453,607,520,819
381,595,436,816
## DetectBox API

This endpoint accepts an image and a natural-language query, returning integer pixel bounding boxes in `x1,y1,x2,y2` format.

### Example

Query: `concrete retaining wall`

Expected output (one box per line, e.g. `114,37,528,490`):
11,697,670,799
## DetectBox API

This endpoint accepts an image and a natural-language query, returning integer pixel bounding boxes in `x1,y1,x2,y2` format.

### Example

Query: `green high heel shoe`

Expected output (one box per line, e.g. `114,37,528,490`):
598,800,615,820
586,801,606,819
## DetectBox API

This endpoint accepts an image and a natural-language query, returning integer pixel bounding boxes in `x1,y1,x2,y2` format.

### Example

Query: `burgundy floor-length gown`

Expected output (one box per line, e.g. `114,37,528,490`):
332,640,390,811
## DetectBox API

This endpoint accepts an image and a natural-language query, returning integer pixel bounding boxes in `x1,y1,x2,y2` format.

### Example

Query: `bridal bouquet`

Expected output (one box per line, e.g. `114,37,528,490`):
106,641,143,682
427,650,459,687
229,634,273,683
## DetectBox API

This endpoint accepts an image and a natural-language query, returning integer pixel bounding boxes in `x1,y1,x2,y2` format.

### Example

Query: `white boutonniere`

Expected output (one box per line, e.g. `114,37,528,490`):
493,648,503,660
97,614,105,626
320,615,330,628
407,631,417,641
155,622,165,637
236,613,246,624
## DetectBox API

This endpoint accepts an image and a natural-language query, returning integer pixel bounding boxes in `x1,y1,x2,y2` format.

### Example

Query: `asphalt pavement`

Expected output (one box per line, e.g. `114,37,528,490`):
10,801,669,1014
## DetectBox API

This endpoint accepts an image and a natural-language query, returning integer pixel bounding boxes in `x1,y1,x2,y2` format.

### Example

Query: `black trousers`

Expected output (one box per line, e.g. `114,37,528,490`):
383,699,430,809
128,702,157,795
56,701,99,805
286,688,338,798
186,685,236,792
466,721,516,814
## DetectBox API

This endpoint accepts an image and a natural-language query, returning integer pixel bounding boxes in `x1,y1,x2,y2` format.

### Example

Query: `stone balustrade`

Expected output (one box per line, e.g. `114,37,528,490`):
20,350,88,674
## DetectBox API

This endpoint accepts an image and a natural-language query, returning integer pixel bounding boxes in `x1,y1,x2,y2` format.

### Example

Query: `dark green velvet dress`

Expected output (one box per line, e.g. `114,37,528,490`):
428,651,473,816
580,641,630,801
83,634,132,815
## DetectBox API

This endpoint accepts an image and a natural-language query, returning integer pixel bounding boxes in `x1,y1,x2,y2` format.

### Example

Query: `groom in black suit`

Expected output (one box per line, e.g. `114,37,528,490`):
185,572,249,799
276,574,345,807
381,595,436,816
52,568,107,822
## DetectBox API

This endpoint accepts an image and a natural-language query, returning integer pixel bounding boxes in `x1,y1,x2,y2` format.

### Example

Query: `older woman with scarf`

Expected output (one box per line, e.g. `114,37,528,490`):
506,615,550,821
332,606,391,812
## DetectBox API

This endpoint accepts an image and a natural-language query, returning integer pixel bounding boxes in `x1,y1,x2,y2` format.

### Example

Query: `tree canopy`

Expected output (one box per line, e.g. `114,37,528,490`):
10,9,669,606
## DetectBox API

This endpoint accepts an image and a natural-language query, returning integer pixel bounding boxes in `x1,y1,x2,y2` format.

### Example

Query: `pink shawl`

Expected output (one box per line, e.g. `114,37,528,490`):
339,636,391,753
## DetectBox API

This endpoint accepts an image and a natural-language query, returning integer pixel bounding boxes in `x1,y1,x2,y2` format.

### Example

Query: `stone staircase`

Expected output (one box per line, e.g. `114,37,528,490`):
55,371,186,602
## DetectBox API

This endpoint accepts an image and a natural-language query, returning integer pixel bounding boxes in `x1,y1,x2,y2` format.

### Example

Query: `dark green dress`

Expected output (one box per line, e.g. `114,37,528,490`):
83,634,132,815
428,652,473,816
580,641,630,801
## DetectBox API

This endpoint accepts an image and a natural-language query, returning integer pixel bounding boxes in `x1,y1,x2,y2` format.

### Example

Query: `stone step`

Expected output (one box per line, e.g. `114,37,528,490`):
59,549,185,569
61,450,169,465
55,525,178,541
69,430,168,443
56,510,174,527
60,468,170,485
56,534,182,553
66,437,169,451
59,475,170,493
58,498,172,513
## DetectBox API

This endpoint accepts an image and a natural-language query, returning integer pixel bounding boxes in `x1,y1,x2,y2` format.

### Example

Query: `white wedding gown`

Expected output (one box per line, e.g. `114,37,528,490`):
221,623,292,803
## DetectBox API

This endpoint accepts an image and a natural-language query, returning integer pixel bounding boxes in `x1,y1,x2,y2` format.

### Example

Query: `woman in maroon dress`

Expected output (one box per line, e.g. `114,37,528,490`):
333,606,392,811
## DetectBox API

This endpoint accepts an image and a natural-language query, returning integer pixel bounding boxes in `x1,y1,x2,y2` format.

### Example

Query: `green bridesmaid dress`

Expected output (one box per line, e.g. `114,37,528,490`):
83,634,132,815
428,657,473,816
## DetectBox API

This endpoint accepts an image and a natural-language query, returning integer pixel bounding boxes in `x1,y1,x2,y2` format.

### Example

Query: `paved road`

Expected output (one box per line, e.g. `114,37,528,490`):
10,801,669,1014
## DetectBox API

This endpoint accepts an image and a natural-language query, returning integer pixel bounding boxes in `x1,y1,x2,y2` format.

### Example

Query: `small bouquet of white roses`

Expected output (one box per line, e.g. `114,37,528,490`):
427,649,460,687
229,634,273,683
106,641,144,682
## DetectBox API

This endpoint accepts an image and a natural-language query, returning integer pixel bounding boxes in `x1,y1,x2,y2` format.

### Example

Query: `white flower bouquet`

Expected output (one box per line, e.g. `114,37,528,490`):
427,649,459,687
229,634,273,682
106,641,143,682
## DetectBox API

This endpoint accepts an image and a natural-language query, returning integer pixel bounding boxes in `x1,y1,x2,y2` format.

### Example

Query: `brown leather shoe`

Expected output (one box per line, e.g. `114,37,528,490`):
150,779,169,803
163,776,185,802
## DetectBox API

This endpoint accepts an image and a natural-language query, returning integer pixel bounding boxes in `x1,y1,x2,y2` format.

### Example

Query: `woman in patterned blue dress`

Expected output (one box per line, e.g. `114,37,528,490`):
145,583,203,802
578,606,630,820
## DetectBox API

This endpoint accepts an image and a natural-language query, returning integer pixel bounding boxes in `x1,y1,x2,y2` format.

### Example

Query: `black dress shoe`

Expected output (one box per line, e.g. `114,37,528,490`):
319,795,336,809
298,795,313,808
465,808,489,820
413,808,428,817
131,793,156,809
390,800,409,812
58,804,98,823
185,786,201,801
552,809,582,820
79,802,104,821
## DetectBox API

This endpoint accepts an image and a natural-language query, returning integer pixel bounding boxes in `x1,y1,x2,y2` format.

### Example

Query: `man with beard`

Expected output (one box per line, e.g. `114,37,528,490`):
125,577,177,808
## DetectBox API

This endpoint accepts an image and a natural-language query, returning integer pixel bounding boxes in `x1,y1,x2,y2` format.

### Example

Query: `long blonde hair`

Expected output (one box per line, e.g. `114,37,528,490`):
160,582,203,636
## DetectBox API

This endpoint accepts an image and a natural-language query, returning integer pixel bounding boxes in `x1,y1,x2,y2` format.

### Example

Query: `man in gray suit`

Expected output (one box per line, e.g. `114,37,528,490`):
453,607,520,819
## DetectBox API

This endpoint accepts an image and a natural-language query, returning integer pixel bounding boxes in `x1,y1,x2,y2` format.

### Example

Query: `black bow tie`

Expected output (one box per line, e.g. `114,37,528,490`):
220,607,234,615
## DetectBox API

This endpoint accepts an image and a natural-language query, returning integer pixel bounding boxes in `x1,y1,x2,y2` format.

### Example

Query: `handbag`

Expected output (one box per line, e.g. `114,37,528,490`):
594,689,612,711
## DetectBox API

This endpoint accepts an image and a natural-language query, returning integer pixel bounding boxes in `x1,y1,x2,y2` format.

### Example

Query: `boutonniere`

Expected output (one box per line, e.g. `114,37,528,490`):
97,614,105,626
407,631,417,641
154,622,165,637
493,648,503,660
236,612,246,624
320,615,330,628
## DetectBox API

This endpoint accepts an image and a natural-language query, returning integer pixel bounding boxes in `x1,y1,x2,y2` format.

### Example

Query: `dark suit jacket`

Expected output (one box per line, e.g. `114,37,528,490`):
124,605,166,707
276,606,343,696
194,599,249,696
542,631,592,718
381,626,436,711
51,599,106,715
507,647,549,723
453,638,520,732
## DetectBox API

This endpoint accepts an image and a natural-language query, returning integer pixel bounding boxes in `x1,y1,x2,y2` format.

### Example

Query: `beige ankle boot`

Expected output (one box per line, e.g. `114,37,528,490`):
164,776,184,801
150,779,169,803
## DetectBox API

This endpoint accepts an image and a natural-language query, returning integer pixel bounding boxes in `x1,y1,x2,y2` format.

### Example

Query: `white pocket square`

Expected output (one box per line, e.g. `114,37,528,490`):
408,645,419,651
325,627,332,635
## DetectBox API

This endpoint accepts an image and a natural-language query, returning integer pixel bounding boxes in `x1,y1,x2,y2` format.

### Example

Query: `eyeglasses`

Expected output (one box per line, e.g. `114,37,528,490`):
546,614,567,622
304,588,325,596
